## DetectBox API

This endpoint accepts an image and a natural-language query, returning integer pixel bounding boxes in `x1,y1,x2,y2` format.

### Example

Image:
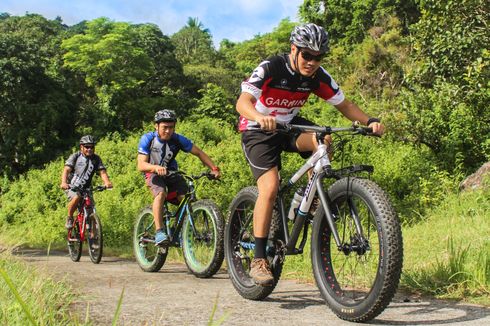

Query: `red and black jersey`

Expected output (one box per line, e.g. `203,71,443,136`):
239,53,345,131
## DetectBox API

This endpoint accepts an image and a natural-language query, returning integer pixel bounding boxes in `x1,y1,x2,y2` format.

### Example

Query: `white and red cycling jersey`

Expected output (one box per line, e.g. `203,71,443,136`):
238,53,345,131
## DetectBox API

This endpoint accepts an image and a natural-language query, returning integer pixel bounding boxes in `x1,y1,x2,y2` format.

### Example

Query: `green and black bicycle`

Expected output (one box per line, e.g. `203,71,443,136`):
133,171,224,278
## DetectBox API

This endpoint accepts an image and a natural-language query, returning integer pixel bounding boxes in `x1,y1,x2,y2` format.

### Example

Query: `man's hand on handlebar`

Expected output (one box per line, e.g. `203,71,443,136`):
153,165,167,176
367,121,385,136
256,115,276,131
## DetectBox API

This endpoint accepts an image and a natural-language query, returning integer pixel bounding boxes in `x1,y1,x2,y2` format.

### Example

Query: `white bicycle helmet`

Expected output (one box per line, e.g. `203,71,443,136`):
290,23,329,53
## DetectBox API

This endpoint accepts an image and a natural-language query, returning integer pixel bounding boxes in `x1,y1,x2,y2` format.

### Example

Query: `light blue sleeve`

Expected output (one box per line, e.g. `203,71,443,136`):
175,133,193,152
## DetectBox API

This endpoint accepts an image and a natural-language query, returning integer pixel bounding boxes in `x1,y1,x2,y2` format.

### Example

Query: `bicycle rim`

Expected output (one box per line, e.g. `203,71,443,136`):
311,177,402,322
87,214,103,264
67,223,82,262
321,195,381,303
133,207,167,272
182,200,224,277
225,186,282,300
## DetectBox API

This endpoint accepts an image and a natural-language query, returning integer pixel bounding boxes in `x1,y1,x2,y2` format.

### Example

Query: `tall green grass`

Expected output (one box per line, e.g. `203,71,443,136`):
401,184,489,304
0,249,80,325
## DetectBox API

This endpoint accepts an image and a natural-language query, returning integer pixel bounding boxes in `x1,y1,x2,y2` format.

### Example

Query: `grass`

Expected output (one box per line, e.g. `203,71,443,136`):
401,186,490,304
0,249,81,325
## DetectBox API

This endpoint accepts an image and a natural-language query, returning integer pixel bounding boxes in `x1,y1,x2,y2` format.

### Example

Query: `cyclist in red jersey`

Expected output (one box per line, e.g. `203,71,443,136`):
236,23,385,285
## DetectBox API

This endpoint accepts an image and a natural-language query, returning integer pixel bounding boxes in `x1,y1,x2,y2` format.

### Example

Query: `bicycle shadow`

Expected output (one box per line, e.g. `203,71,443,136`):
372,299,490,325
264,289,326,309
263,287,490,325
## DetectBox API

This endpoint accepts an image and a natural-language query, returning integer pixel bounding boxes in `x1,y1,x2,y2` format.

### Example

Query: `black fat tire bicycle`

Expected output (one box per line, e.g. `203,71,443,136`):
225,123,403,322
133,171,225,278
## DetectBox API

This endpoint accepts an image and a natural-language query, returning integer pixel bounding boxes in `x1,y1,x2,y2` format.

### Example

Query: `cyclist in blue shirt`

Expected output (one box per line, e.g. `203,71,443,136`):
137,109,221,246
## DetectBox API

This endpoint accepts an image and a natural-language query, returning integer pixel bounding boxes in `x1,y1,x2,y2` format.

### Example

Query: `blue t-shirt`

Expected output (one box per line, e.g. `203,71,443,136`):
137,131,193,171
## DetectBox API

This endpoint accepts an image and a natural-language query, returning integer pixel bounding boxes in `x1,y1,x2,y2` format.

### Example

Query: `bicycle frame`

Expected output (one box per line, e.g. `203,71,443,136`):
273,124,374,255
140,172,210,247
68,186,105,242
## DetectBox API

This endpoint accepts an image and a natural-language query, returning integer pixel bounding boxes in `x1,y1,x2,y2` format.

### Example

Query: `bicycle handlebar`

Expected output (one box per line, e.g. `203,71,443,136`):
166,170,219,181
276,121,376,136
70,185,111,193
250,121,377,137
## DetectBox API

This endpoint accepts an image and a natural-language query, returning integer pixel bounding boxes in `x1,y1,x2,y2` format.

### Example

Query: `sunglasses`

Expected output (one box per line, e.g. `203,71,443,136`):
83,145,95,149
300,49,325,62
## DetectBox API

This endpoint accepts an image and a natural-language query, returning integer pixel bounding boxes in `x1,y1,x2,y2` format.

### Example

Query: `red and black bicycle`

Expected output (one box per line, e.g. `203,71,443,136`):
67,185,108,263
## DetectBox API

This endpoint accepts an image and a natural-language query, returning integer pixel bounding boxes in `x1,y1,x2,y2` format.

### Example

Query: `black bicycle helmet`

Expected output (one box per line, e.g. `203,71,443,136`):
79,135,96,145
154,109,177,123
290,23,329,54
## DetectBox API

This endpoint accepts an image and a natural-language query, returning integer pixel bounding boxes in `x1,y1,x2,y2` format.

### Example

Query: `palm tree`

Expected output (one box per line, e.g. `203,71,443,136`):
186,17,210,35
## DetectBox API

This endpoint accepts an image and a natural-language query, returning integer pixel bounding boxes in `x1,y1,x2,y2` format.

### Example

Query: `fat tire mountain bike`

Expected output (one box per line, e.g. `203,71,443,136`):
133,171,225,278
225,123,403,322
67,185,108,264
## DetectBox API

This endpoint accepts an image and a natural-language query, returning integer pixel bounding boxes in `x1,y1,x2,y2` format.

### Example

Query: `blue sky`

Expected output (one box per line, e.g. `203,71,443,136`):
1,0,303,47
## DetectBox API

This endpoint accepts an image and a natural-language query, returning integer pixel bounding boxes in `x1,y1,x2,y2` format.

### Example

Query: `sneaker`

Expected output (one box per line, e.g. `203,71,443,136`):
250,258,274,286
154,229,169,247
65,217,73,230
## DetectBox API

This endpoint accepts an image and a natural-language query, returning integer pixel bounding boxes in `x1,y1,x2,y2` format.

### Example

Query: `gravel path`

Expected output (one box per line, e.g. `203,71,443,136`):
18,249,490,325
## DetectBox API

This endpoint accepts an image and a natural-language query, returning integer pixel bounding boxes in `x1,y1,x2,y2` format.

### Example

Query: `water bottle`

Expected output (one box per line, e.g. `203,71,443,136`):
288,187,305,220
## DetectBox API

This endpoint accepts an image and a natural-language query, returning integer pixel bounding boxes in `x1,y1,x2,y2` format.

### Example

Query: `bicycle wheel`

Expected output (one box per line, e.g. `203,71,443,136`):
133,206,167,272
225,186,283,300
182,199,225,278
311,177,403,322
87,213,103,264
67,222,82,262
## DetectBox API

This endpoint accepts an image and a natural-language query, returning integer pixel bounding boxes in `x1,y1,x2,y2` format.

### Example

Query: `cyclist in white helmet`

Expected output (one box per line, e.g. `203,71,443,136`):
61,135,113,229
236,23,385,285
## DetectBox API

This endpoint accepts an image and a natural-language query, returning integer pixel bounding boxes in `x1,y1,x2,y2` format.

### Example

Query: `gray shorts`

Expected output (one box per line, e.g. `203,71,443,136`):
144,172,188,198
64,189,94,204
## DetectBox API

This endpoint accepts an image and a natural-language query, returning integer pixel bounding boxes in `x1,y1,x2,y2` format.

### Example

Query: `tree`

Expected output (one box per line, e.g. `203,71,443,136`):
0,14,75,177
298,0,419,46
397,0,490,173
170,17,216,65
62,18,153,130
219,18,295,76
193,83,237,126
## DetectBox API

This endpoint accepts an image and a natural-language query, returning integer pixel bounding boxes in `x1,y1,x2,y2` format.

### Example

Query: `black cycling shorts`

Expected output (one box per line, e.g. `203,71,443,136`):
241,116,315,180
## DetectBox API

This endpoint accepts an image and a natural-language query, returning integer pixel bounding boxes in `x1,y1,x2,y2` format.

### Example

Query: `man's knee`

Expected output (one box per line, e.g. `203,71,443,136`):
154,191,166,201
257,175,279,202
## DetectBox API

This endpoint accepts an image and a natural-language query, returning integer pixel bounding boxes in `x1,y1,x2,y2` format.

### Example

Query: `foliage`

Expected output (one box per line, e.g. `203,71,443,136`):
409,0,489,87
218,18,295,75
0,14,76,177
193,83,237,126
0,251,76,324
395,0,490,174
183,64,243,100
298,0,420,46
395,82,489,174
402,181,490,303
171,17,216,66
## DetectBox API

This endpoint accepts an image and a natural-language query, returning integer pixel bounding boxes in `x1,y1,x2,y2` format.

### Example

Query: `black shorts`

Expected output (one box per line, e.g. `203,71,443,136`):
241,116,315,180
145,172,188,197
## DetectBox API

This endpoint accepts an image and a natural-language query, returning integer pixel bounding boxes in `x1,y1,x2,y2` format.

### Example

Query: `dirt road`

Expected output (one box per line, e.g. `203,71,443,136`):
18,249,490,325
